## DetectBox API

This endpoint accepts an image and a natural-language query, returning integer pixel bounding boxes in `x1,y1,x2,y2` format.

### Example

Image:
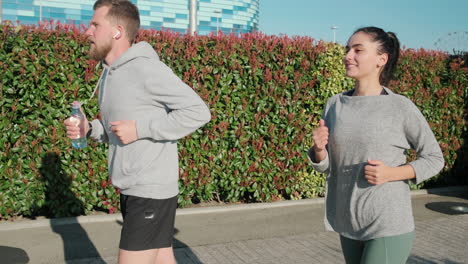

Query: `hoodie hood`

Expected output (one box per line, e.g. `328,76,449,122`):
109,41,160,70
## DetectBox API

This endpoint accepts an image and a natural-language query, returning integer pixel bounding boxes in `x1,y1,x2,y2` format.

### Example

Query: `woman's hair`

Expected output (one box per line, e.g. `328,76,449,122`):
93,0,140,43
353,27,400,86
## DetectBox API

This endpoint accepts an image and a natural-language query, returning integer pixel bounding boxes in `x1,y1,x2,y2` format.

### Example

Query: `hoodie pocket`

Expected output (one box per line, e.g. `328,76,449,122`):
121,139,156,176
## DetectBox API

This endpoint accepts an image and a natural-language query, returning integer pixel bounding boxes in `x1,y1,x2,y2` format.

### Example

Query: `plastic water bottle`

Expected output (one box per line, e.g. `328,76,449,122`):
70,101,87,149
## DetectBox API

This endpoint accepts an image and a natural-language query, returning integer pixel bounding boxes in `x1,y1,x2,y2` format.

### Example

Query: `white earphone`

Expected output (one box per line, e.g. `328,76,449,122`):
113,31,121,39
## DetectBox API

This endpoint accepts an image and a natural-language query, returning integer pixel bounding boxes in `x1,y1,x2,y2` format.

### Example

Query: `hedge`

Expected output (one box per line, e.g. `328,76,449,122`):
0,21,466,219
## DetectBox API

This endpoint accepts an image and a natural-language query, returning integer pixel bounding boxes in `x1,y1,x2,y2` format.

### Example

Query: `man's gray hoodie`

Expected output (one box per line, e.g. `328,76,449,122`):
89,41,211,199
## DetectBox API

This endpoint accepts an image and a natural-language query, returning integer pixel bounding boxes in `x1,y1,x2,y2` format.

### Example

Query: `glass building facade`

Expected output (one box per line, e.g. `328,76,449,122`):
0,0,259,35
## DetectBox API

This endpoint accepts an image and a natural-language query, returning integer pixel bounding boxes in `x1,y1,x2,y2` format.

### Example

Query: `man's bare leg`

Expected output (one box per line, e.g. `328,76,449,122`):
155,247,176,264
119,248,158,264
118,247,176,264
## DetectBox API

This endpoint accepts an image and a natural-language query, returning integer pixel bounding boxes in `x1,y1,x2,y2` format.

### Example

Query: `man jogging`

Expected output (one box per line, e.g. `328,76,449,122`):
64,1,211,263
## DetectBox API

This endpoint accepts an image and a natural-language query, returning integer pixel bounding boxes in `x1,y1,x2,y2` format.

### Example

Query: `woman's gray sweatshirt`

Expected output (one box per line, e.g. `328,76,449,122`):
308,87,444,240
89,42,211,199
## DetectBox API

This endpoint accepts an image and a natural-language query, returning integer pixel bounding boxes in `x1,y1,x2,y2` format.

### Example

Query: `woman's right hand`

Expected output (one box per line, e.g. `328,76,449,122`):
312,119,329,162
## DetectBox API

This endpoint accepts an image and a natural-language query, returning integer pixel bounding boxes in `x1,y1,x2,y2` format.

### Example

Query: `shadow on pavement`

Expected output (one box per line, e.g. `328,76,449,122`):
173,228,204,264
425,186,468,215
0,246,29,263
425,201,468,215
50,220,106,263
40,152,104,263
426,187,468,200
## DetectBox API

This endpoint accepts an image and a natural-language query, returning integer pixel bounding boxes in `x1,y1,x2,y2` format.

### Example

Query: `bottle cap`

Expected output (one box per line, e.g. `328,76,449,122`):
72,101,81,109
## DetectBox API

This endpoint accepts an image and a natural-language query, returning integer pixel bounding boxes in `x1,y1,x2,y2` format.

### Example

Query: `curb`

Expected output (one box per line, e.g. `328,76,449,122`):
0,198,325,232
409,185,467,196
177,196,325,216
0,186,466,231
0,214,123,231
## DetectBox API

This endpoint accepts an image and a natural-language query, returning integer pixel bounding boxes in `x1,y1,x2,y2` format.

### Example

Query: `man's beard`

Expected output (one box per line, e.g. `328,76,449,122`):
89,41,112,61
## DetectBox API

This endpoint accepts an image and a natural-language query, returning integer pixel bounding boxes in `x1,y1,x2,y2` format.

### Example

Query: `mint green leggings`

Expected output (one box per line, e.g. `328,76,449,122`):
340,232,414,264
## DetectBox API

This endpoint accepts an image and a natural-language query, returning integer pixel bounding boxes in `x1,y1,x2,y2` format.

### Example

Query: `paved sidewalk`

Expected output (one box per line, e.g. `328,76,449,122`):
172,215,468,264
1,187,467,264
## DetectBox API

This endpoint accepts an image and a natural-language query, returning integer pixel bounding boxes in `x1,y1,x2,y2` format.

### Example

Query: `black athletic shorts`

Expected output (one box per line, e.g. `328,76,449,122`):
119,194,178,251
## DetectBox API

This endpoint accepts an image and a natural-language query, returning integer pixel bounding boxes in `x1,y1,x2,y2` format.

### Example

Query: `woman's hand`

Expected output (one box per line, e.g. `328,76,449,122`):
312,119,329,162
364,160,392,185
365,160,416,185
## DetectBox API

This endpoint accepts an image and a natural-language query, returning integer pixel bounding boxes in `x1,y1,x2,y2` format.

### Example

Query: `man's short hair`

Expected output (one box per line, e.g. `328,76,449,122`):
94,0,140,43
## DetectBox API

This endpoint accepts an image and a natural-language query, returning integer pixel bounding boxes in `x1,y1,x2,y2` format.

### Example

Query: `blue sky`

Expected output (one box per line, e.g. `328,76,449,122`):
259,0,468,52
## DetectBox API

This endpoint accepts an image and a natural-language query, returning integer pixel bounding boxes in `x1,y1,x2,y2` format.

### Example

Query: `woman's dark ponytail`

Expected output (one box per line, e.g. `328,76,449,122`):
353,27,401,86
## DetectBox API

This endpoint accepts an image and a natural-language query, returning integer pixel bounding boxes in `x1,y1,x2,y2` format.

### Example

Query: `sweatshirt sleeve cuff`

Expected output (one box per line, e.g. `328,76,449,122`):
136,117,152,139
408,161,423,184
307,147,330,173
408,159,442,185
89,119,107,143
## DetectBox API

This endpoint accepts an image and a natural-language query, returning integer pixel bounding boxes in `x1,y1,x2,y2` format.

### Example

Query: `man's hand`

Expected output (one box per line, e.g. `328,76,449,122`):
364,160,392,185
64,117,89,139
110,120,138,144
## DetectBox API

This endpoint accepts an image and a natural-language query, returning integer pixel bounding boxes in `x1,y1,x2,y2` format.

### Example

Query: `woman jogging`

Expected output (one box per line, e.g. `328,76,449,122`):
308,26,444,264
